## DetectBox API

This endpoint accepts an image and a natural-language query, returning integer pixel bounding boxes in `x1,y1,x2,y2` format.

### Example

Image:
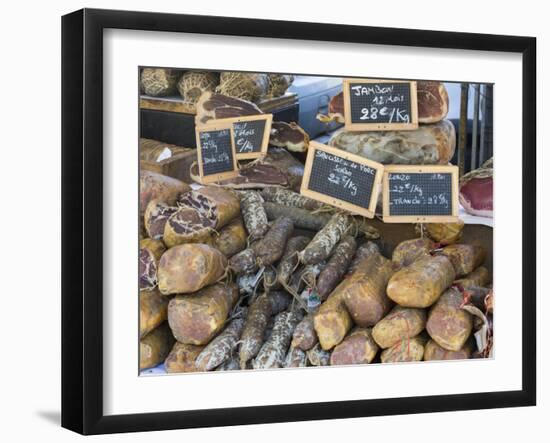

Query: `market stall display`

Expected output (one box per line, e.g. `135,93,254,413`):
138,72,494,374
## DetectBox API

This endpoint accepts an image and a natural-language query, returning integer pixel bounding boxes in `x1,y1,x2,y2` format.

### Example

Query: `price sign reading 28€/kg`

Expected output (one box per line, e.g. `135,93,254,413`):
195,123,239,184
343,78,419,131
300,141,384,218
382,165,459,223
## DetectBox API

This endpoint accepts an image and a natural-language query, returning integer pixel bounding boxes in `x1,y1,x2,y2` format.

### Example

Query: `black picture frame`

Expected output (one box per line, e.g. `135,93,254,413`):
62,8,537,435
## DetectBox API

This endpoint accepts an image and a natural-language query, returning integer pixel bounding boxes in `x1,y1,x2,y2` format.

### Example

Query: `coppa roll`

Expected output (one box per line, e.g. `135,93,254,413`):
440,244,486,277
140,170,189,216
213,217,247,257
158,243,227,295
454,266,491,289
372,306,427,349
139,238,165,291
139,288,168,339
426,288,473,352
423,339,472,361
392,237,433,268
313,291,353,351
341,253,394,327
140,323,175,370
167,283,238,345
330,328,379,366
164,342,205,373
421,220,464,245
163,206,213,248
387,255,455,308
177,186,240,230
380,334,427,363
144,200,177,240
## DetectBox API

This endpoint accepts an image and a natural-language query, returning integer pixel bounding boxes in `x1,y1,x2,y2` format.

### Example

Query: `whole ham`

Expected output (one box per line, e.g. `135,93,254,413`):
329,119,456,165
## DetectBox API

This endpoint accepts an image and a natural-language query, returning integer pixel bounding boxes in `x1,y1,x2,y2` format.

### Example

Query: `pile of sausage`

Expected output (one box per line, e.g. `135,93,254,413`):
139,170,493,373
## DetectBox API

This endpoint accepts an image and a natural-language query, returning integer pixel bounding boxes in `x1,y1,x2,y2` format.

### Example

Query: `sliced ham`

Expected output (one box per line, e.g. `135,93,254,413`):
190,147,304,191
270,121,309,153
195,92,263,125
459,166,493,218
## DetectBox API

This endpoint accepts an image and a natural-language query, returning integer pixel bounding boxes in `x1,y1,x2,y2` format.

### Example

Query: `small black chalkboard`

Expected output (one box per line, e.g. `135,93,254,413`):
234,120,265,153
196,124,238,184
300,142,383,218
231,114,272,159
382,166,459,222
343,79,418,131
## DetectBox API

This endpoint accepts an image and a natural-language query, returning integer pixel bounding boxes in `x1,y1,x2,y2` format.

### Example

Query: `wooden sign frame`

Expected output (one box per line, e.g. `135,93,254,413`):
342,78,419,131
195,123,239,184
300,141,384,218
382,165,459,223
204,114,273,160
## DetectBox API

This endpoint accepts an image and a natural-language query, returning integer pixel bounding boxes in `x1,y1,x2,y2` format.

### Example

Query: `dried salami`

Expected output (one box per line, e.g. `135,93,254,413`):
195,315,246,371
300,213,350,265
252,217,294,267
316,236,357,301
239,191,269,241
253,311,302,369
239,294,272,368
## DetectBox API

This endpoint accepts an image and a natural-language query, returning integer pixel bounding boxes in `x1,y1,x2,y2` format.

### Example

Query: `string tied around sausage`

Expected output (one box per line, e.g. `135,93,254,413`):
385,311,412,360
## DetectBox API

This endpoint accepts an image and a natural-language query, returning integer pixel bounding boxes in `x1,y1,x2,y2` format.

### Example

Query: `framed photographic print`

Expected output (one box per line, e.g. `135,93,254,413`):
62,8,536,435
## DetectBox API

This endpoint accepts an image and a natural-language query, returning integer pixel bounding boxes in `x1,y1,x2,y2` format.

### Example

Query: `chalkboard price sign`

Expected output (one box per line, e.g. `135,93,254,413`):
214,114,272,160
195,123,239,184
300,141,384,218
343,78,418,131
382,165,459,223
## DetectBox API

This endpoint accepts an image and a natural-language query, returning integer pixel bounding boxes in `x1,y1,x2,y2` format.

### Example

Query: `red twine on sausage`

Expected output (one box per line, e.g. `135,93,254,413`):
453,283,473,309
386,311,412,360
